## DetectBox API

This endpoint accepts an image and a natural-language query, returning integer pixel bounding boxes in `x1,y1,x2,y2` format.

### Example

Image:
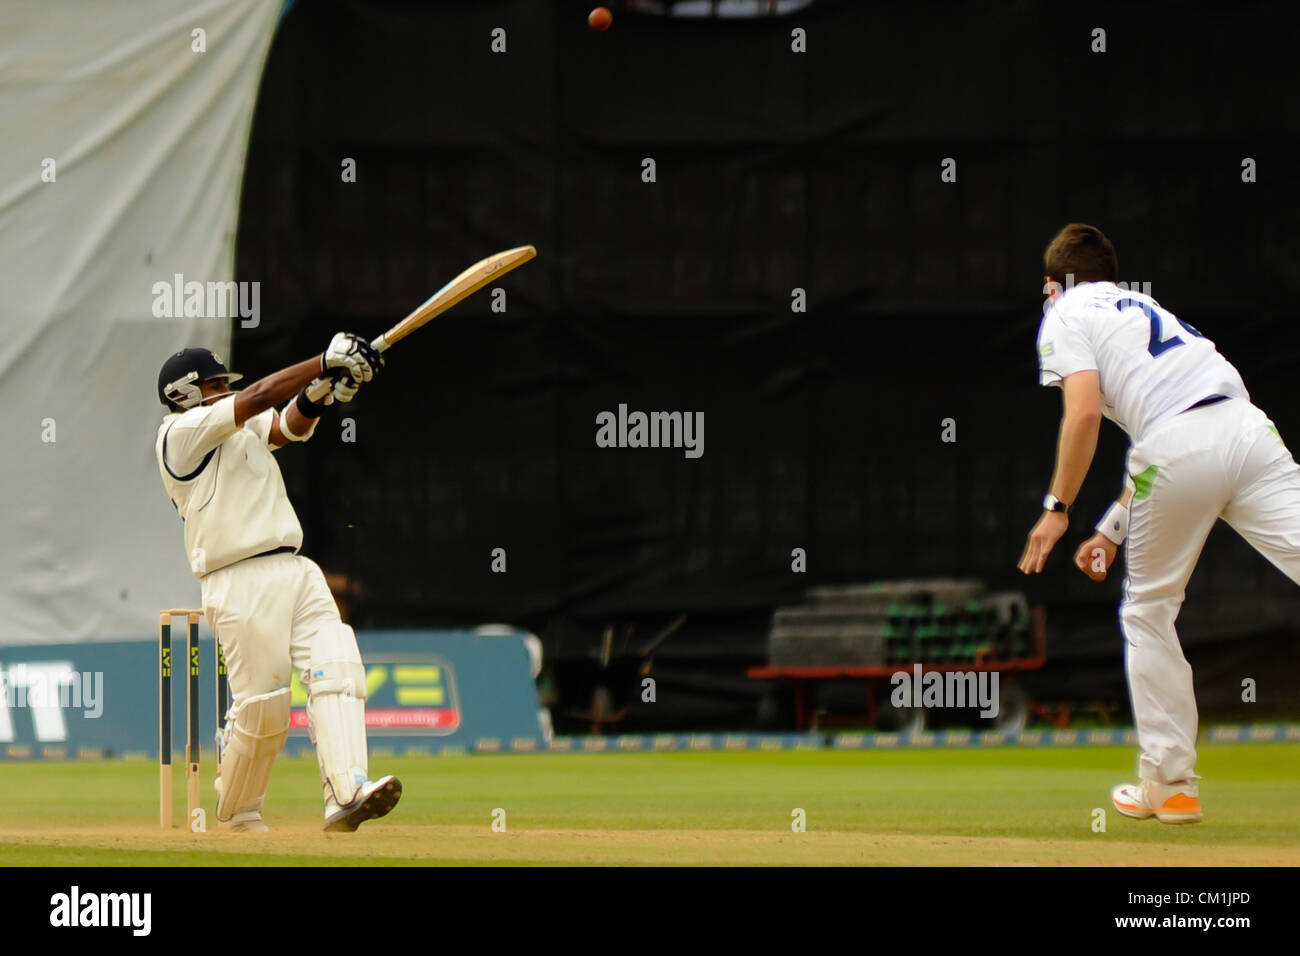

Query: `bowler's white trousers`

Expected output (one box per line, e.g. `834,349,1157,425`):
1122,397,1300,786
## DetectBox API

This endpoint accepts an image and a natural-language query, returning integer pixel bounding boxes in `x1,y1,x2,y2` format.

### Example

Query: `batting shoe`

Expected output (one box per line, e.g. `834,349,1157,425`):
214,773,270,832
1111,780,1202,824
221,811,270,833
323,775,402,832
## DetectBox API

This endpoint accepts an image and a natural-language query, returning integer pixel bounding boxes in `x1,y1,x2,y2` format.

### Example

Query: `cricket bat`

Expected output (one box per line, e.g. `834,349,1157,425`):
307,244,536,400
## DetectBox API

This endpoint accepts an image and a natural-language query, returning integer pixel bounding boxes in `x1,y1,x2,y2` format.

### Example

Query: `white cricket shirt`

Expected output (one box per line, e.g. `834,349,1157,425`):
1036,281,1248,442
156,396,303,577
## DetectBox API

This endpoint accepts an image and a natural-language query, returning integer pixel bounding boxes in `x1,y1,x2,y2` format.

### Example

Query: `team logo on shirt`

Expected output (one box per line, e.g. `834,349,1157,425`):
1039,342,1055,357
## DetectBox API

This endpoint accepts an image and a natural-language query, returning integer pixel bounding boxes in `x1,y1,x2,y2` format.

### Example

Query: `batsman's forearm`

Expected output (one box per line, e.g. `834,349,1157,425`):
233,357,323,426
1047,412,1102,505
281,396,316,439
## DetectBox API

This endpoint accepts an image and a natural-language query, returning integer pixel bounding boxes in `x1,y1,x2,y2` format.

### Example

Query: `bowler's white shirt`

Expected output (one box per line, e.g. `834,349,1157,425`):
1036,281,1248,442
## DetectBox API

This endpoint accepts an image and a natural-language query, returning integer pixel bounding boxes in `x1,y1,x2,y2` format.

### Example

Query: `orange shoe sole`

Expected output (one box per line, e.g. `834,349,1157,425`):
1112,788,1202,824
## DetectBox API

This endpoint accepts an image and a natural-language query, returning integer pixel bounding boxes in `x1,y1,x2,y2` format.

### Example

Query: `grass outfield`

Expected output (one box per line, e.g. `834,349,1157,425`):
1,744,1297,865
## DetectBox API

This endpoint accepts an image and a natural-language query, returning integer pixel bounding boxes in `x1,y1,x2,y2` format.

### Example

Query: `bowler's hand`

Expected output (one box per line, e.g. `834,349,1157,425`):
1017,511,1069,574
1073,532,1118,582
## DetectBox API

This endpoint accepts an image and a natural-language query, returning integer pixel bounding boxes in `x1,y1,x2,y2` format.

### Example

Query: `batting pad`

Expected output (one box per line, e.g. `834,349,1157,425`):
307,628,369,806
216,687,290,823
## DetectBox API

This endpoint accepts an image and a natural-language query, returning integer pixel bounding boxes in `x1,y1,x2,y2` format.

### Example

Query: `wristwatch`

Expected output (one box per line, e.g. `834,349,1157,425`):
1043,493,1073,515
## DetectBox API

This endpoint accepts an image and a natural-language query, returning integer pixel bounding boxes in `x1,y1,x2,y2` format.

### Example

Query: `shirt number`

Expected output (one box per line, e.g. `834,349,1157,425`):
1116,298,1202,358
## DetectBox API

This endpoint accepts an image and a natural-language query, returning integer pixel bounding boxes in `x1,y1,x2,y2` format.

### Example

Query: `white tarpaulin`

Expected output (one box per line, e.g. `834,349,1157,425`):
0,0,282,642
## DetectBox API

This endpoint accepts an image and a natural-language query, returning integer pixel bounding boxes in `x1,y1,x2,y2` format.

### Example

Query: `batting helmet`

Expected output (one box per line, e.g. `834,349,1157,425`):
157,348,243,410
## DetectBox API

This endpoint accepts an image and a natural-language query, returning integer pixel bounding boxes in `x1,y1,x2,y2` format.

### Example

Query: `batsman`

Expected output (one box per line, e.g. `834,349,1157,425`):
155,334,401,832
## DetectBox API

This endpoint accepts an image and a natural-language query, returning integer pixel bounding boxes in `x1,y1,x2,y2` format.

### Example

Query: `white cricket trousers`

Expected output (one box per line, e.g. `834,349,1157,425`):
1122,397,1300,786
199,552,355,704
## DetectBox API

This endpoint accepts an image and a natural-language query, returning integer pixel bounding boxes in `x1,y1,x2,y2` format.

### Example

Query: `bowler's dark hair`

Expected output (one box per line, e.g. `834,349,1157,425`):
1043,223,1118,286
